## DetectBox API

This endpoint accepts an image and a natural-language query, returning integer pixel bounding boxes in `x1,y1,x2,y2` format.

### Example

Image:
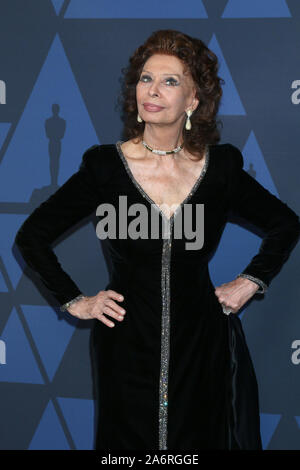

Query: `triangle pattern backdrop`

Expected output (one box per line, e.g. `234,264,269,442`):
222,0,291,18
1,0,299,450
51,0,65,16
0,34,99,202
64,0,208,18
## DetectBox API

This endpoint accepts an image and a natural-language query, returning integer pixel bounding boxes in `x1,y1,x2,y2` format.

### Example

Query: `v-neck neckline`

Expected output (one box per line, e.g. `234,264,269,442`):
115,140,210,223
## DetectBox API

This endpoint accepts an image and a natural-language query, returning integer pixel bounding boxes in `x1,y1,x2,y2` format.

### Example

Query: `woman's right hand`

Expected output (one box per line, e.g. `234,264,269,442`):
67,290,126,327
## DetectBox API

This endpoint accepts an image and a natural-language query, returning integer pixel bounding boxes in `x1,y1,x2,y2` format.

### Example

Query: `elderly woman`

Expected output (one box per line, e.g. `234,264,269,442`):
15,29,300,451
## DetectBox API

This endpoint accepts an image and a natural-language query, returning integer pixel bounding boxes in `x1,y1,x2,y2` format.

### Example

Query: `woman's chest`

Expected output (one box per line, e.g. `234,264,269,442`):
98,168,230,232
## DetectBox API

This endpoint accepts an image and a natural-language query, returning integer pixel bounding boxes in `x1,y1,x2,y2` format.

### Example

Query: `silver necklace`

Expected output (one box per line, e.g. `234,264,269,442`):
142,139,183,155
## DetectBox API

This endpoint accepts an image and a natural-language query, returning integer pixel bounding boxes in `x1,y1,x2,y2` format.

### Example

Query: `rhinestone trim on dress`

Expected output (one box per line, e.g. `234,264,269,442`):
159,231,172,450
236,273,268,294
60,294,85,312
115,140,210,450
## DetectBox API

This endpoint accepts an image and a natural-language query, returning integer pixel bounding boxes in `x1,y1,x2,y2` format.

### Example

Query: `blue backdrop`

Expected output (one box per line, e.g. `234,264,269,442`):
0,0,300,450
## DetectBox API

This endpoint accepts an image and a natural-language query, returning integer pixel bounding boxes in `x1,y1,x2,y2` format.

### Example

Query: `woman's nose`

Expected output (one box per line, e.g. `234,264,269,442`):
148,81,160,96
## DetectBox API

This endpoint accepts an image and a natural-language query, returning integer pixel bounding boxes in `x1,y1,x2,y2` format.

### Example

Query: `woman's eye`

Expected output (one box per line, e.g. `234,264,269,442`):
140,75,151,82
165,78,179,86
139,75,179,86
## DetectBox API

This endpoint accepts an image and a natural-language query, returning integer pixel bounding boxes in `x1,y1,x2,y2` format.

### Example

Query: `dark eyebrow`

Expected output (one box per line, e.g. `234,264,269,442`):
142,69,181,77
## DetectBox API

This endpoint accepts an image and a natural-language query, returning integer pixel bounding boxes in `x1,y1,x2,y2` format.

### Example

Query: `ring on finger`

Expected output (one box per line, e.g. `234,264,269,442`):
221,304,232,315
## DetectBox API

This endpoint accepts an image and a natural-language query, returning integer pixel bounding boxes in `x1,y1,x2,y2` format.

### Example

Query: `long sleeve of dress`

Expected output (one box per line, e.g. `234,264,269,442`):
227,143,300,291
14,144,104,306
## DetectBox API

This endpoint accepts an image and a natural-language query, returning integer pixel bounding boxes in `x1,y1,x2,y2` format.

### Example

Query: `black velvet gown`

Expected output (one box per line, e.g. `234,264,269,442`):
14,141,300,451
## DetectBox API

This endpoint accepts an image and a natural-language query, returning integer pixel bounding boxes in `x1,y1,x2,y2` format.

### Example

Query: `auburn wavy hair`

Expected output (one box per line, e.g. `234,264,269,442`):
117,29,224,160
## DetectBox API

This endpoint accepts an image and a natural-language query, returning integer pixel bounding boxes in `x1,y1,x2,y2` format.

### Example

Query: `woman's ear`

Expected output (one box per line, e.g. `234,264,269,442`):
191,95,199,112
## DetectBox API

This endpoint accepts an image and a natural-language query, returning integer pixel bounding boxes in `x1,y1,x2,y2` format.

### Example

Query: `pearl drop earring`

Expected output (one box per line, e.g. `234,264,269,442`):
137,113,143,123
185,110,193,130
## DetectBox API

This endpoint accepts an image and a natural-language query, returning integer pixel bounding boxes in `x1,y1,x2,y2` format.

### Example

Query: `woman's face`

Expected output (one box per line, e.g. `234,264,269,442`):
136,53,199,127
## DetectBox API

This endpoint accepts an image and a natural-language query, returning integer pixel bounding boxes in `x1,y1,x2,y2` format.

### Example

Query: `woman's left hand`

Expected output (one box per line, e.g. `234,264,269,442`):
214,276,260,315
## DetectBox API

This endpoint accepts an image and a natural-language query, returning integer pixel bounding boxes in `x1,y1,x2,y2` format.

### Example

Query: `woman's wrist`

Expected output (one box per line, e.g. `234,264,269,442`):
236,273,268,294
60,294,86,312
